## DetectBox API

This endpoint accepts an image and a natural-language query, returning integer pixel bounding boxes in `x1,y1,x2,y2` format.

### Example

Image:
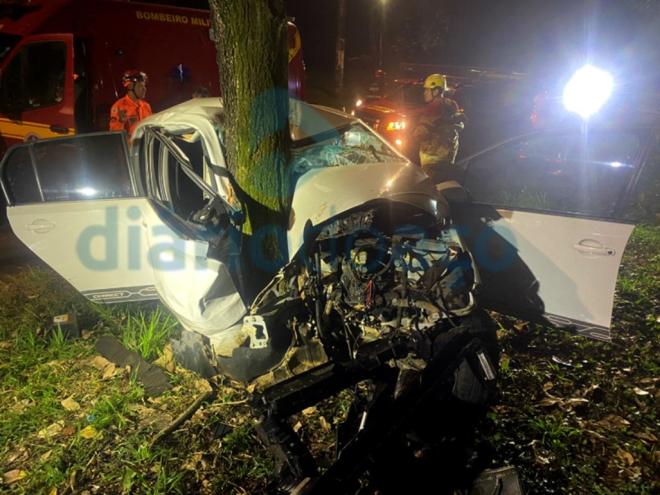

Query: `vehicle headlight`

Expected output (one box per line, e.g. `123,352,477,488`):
562,65,613,119
385,120,406,131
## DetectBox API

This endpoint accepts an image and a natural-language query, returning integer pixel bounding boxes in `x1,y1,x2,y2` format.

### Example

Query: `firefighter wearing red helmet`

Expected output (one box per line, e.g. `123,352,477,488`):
412,74,466,179
109,69,153,136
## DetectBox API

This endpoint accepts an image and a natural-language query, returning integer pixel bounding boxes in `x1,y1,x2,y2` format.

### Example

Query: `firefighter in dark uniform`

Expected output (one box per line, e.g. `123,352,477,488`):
412,74,466,181
109,69,152,137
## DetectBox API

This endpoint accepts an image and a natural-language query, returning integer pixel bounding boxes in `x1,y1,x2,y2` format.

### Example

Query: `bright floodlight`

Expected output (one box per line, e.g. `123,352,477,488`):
563,65,613,119
77,187,97,197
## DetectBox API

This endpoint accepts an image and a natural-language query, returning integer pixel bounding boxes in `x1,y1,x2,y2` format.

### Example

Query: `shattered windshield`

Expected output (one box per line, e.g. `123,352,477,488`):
291,123,403,174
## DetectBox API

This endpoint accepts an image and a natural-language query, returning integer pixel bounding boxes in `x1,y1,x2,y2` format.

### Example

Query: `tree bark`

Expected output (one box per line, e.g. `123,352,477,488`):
209,0,291,285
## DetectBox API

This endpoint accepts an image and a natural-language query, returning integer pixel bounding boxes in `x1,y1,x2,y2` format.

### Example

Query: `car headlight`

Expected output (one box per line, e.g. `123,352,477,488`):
562,65,613,119
385,120,406,131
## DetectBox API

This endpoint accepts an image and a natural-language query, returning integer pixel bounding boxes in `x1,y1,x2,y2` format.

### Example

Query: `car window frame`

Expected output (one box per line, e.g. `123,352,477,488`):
0,131,137,206
457,127,654,223
136,126,237,235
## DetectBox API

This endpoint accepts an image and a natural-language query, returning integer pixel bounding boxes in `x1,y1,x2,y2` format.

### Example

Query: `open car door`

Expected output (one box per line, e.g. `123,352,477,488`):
449,128,651,340
1,129,246,343
0,132,159,303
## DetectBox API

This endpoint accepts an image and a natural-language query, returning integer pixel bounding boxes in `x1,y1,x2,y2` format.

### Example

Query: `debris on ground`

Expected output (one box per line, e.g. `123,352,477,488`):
95,335,171,397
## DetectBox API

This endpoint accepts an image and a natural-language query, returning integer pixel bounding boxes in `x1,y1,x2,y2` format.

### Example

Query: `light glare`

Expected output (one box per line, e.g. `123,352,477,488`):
77,187,97,197
563,65,613,119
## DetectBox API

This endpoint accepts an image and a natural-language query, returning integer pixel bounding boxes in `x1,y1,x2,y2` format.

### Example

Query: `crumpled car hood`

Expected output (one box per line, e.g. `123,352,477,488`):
287,160,446,256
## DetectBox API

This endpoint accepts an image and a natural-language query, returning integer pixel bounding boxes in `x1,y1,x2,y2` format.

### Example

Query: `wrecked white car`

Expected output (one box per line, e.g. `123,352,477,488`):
1,97,652,491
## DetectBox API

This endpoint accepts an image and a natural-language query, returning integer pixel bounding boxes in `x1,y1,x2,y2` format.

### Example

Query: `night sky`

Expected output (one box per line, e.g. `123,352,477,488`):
154,0,660,86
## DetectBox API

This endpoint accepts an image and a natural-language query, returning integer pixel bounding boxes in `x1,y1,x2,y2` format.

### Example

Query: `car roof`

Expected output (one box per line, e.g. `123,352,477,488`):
135,97,359,144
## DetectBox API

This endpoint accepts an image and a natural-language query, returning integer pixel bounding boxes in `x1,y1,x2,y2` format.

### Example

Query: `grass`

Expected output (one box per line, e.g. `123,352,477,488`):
121,307,179,362
0,270,271,494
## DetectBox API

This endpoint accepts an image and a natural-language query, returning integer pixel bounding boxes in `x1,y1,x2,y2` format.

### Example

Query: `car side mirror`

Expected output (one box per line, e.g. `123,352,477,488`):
435,180,469,203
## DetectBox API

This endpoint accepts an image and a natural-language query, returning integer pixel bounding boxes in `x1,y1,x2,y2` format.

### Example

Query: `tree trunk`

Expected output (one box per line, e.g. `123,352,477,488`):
209,0,290,288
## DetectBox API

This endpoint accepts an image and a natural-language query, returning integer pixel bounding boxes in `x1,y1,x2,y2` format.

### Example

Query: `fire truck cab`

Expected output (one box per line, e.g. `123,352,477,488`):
0,0,305,154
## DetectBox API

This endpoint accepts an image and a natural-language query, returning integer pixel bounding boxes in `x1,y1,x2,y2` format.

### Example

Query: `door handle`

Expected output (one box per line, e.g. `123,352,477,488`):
573,239,615,256
27,219,55,234
49,124,70,134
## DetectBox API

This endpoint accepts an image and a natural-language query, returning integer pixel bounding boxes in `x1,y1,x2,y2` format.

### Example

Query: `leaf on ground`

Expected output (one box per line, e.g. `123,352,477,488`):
40,450,53,463
594,414,631,431
60,397,81,411
319,416,331,432
616,448,635,466
37,421,64,439
194,378,213,394
89,355,112,371
537,397,561,408
551,355,573,367
293,421,303,433
81,330,93,340
182,452,203,471
153,344,176,373
630,430,657,442
632,386,650,396
0,340,11,350
583,429,606,441
79,425,99,440
5,446,29,465
562,398,589,409
10,399,31,414
48,488,57,495
302,406,317,416
102,363,118,380
61,425,76,437
3,469,27,485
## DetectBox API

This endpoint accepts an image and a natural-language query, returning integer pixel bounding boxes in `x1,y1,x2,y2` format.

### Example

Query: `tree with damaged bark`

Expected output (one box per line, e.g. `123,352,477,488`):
208,0,291,288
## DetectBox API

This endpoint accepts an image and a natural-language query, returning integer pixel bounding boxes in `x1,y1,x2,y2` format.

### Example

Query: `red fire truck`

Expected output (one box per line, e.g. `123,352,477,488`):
0,0,306,153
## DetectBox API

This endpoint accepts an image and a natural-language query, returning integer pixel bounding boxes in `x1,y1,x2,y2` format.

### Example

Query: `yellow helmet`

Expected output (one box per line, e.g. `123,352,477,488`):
423,73,447,91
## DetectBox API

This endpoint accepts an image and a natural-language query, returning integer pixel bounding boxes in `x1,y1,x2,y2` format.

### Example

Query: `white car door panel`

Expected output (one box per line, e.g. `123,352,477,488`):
456,129,643,339
140,203,246,339
1,130,248,345
8,198,158,302
453,205,632,340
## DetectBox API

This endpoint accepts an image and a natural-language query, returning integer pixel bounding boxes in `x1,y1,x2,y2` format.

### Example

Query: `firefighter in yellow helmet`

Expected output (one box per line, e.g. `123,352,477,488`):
412,74,466,179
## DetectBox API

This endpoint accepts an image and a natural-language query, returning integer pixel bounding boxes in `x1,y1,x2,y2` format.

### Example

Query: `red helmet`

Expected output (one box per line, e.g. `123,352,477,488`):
121,69,148,88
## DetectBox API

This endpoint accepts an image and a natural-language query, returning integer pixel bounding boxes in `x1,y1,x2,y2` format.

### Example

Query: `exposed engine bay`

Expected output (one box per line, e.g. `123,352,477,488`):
217,201,478,388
